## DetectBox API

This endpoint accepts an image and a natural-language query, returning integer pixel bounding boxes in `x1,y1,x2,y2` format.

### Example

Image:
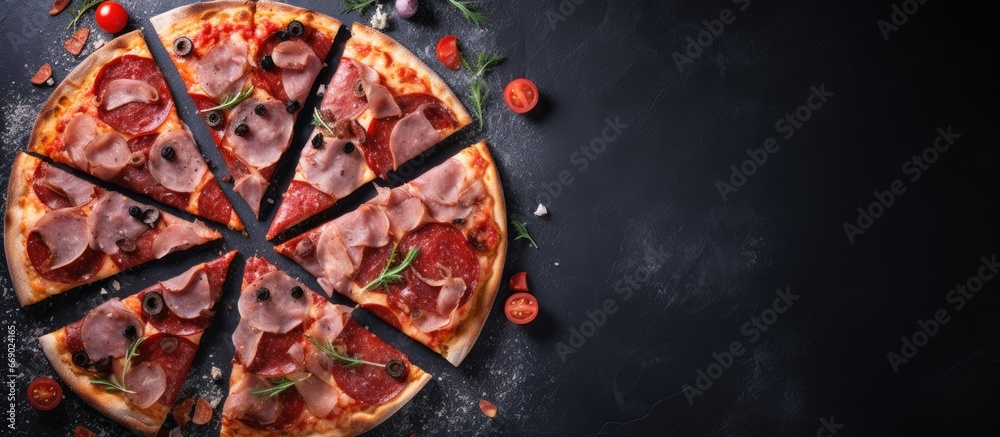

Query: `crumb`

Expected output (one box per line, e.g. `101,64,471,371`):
211,366,223,382
370,3,389,30
112,280,121,290
221,175,233,183
317,84,326,96
554,262,560,266
266,198,274,204
93,37,106,49
100,288,108,295
478,399,498,418
534,203,548,217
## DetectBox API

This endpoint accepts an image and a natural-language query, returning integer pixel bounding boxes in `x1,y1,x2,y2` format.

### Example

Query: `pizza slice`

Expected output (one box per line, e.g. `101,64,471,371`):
152,1,341,217
275,142,505,365
27,30,243,230
4,153,222,306
221,256,430,436
38,251,236,436
266,22,472,239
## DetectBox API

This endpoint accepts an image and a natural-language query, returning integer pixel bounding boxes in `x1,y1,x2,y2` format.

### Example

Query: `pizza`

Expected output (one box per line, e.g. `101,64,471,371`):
38,252,236,436
221,256,430,435
267,22,473,239
26,29,243,230
4,153,222,306
151,0,342,217
275,142,506,365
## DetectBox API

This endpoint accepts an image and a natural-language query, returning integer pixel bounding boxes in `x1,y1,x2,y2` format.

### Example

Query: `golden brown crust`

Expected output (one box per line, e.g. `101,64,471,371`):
5,153,38,306
253,0,343,53
346,23,472,129
39,333,167,436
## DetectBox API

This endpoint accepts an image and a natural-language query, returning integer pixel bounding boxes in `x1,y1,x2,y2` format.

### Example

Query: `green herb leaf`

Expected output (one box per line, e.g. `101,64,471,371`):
67,0,103,31
312,108,335,136
468,79,487,129
198,86,254,113
447,0,486,26
307,336,385,368
89,336,145,394
362,243,419,292
511,218,539,249
344,0,377,14
462,52,505,78
251,374,311,398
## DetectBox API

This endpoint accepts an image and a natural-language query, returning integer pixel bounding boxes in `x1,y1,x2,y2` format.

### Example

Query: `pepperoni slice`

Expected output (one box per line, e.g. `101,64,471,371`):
330,320,408,405
363,94,457,177
267,180,336,240
197,180,236,227
63,319,85,353
251,27,333,102
243,388,305,432
133,333,198,407
31,163,74,210
244,326,304,378
93,55,172,135
387,223,479,316
108,227,159,270
27,231,104,284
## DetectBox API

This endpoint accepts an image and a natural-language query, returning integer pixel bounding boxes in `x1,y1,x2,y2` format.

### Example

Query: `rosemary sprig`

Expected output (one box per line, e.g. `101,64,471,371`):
447,0,486,26
511,218,538,249
307,336,385,368
362,243,419,292
67,0,103,30
90,337,145,394
343,0,376,14
312,108,335,136
462,52,505,78
468,79,487,129
198,86,254,113
251,374,311,398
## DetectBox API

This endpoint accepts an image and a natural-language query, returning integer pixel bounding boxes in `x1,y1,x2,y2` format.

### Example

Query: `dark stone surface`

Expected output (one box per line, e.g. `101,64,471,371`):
0,0,997,435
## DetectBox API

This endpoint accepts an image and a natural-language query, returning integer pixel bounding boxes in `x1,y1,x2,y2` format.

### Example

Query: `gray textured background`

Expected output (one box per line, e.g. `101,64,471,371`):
1,0,998,435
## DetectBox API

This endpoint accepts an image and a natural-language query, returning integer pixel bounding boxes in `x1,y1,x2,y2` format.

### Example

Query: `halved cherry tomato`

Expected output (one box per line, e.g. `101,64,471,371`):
503,78,539,114
504,292,538,324
95,2,129,34
27,377,63,411
509,272,529,292
436,35,461,70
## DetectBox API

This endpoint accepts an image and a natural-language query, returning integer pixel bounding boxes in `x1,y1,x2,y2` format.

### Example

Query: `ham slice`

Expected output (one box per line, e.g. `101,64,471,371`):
237,270,310,334
315,234,355,295
196,37,248,101
63,113,98,167
294,375,339,418
160,266,212,319
410,277,464,333
222,375,279,426
364,82,401,119
124,362,167,409
389,106,439,168
38,165,97,207
83,132,130,180
282,55,322,106
300,136,368,198
308,304,348,342
233,173,267,217
29,209,89,270
148,129,207,193
87,193,150,255
304,343,337,387
374,189,431,240
332,204,390,249
99,78,159,111
226,98,293,169
151,218,218,259
271,40,315,70
81,299,144,359
405,157,484,223
232,322,264,367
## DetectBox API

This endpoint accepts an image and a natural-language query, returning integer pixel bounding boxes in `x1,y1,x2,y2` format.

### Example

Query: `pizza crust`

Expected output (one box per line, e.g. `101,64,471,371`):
5,153,38,306
39,333,168,437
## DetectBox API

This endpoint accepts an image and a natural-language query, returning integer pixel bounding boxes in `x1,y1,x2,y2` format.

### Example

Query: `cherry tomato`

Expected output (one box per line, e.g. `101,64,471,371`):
95,2,129,34
509,272,529,292
436,35,461,70
504,292,538,324
27,377,63,411
503,78,539,114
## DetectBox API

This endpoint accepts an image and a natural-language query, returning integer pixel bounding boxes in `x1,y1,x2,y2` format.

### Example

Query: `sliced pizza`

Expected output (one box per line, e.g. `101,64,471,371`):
38,251,236,436
275,142,505,365
151,1,341,217
27,30,243,230
266,22,472,239
4,153,222,306
221,256,430,436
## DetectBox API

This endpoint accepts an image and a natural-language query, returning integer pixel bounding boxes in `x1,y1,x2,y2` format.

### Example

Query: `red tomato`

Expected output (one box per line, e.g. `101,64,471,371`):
504,78,539,114
27,377,63,411
509,272,529,292
504,292,539,324
436,35,461,70
95,2,129,34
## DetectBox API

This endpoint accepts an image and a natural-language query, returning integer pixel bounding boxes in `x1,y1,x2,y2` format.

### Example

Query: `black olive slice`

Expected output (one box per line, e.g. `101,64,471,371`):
385,359,406,378
290,286,304,299
285,100,300,113
122,324,137,339
72,351,89,368
141,208,160,226
311,133,324,149
255,103,267,115
256,287,271,301
161,145,176,160
287,20,305,37
234,123,250,136
143,291,165,317
343,142,355,154
205,110,224,129
261,55,275,71
173,36,193,57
